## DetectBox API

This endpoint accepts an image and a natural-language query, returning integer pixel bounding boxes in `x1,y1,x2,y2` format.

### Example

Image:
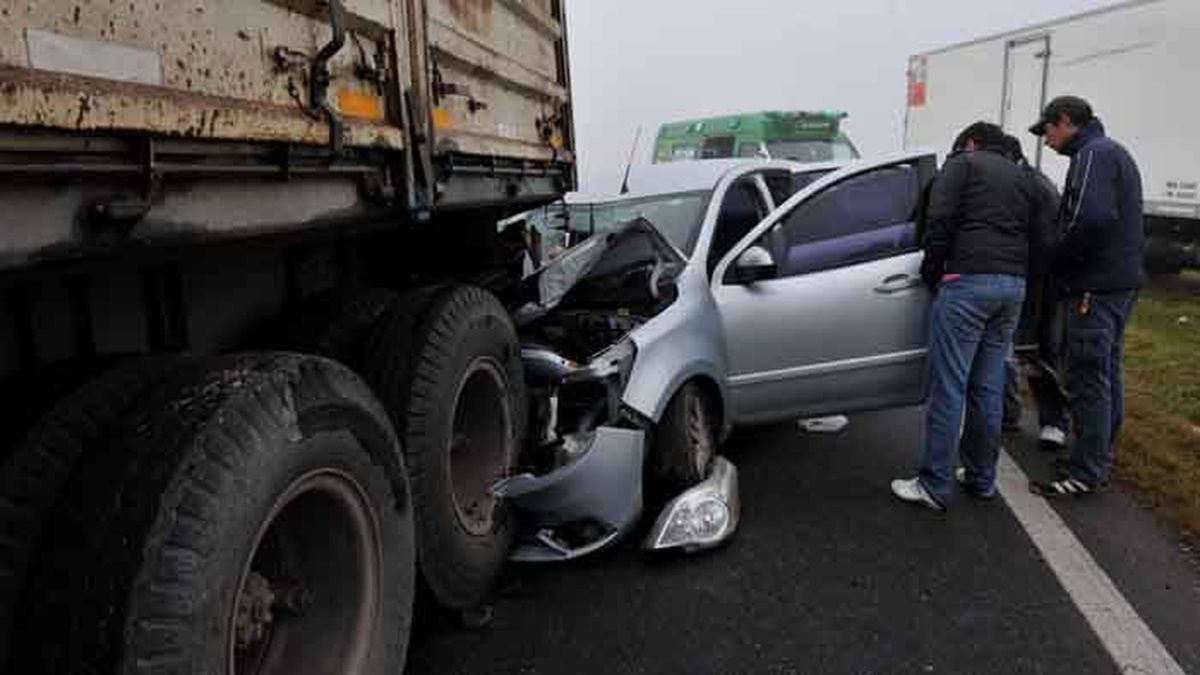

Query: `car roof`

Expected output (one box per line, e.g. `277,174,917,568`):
618,158,830,200
498,150,933,228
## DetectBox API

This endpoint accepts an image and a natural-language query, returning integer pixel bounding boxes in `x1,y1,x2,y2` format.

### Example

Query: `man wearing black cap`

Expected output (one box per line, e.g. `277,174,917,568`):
1027,95,1145,497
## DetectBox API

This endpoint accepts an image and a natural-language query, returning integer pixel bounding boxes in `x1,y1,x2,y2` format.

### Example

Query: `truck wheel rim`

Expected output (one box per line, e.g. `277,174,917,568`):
229,469,381,675
448,357,512,537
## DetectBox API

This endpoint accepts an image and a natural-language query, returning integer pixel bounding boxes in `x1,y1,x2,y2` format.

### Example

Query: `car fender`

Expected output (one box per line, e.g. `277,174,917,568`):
621,271,729,426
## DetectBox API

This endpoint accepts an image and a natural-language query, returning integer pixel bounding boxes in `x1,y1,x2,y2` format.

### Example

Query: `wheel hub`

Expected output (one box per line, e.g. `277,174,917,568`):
229,468,381,675
235,572,277,650
448,359,513,536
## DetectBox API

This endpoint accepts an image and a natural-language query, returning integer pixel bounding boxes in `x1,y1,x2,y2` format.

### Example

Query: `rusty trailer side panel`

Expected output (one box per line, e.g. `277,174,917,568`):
426,0,572,162
0,0,575,160
0,0,575,271
0,0,408,149
0,66,405,149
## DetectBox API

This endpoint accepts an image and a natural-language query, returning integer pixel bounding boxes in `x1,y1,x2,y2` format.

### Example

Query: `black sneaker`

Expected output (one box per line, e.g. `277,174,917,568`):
1029,476,1100,498
954,467,997,499
1052,457,1071,475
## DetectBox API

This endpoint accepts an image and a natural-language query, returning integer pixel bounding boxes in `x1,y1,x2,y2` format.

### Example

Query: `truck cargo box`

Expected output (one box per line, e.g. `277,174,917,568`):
904,0,1199,270
0,0,575,270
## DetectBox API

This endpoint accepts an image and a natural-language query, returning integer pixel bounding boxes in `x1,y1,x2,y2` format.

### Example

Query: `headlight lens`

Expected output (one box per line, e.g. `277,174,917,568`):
645,456,739,552
653,489,732,549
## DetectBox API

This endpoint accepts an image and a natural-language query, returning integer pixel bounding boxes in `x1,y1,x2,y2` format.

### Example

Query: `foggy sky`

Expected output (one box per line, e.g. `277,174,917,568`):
563,0,1114,193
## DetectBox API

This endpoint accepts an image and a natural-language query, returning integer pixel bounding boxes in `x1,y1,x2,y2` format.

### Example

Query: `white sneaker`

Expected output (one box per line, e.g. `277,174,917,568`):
1039,426,1067,447
891,478,944,511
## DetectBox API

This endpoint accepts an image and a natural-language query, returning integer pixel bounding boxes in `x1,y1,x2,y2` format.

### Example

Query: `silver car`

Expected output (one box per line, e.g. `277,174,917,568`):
495,151,938,560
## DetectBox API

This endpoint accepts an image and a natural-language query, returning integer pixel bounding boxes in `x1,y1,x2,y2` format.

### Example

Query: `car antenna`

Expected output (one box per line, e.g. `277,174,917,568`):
619,125,642,195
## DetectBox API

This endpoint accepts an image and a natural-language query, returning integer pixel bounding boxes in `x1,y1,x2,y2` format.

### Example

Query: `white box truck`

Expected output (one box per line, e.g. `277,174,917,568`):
904,0,1199,272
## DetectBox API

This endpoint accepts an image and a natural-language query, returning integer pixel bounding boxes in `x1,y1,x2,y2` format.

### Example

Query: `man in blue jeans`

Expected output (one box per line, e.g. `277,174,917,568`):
1027,96,1144,496
892,122,1053,510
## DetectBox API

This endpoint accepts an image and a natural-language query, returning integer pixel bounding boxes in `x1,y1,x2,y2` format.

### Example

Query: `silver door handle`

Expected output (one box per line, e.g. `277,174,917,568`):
874,274,922,294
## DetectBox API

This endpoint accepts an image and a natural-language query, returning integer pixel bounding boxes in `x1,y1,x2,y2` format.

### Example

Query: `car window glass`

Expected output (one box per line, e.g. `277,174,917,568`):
670,145,697,161
792,168,836,193
761,171,793,206
709,178,768,276
700,135,735,159
589,191,711,256
764,137,858,162
762,164,920,278
738,143,763,158
761,169,836,207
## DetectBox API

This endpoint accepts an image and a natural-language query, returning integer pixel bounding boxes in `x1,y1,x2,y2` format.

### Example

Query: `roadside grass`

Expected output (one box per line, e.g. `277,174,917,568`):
1113,272,1200,540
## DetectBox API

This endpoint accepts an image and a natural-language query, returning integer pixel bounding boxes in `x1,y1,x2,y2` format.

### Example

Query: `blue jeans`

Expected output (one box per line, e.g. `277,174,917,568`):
918,275,1026,503
1064,290,1137,486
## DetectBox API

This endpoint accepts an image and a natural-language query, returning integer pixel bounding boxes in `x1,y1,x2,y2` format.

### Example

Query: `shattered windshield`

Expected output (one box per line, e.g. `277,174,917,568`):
589,191,711,256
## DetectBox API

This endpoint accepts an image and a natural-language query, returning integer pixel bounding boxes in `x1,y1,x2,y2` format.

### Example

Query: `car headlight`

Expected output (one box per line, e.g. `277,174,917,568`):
652,490,731,549
645,457,740,552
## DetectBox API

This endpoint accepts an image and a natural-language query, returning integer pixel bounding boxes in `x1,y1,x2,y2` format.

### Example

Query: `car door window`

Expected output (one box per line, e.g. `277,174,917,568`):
761,168,836,207
708,178,769,275
760,164,921,278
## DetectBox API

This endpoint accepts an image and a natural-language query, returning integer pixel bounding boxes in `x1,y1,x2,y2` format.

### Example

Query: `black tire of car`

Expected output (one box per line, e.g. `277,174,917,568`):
649,382,717,500
0,357,184,669
11,353,415,675
361,285,525,610
253,286,398,362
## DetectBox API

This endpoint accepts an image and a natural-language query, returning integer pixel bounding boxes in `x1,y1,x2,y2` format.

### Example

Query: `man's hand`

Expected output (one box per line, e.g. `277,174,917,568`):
920,253,944,288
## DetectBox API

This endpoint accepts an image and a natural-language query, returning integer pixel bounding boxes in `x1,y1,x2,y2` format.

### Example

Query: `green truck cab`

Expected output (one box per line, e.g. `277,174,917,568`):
653,110,859,164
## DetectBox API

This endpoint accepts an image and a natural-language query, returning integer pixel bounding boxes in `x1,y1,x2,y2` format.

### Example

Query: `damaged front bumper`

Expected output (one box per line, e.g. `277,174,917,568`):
503,335,740,561
493,426,645,562
494,433,742,560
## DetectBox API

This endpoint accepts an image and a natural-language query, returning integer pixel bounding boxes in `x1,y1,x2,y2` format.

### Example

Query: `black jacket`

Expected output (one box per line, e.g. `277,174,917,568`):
1029,168,1063,278
1053,119,1144,293
920,148,1054,285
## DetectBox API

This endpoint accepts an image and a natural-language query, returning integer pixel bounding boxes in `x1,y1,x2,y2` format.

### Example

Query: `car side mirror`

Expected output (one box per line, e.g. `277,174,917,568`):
728,245,777,284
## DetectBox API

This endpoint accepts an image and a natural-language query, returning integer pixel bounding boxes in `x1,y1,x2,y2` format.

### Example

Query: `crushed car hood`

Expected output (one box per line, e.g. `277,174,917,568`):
513,218,686,326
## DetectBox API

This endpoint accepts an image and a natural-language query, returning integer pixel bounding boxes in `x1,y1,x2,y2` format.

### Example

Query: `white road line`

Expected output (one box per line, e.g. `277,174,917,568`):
996,451,1187,675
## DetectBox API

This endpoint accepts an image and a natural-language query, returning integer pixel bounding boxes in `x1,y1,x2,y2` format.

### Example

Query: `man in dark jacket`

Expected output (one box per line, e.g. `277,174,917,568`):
892,122,1052,510
998,134,1070,447
1027,96,1145,496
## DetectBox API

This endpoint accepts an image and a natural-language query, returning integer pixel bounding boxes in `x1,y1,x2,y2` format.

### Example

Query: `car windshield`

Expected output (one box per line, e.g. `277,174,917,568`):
515,190,711,262
587,191,711,256
766,137,858,162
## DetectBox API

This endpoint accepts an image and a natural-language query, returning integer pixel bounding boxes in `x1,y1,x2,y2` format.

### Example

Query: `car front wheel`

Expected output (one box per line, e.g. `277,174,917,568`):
649,382,717,502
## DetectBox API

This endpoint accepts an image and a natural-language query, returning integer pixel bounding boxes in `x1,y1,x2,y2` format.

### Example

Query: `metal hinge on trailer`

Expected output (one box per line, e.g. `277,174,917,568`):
272,0,350,157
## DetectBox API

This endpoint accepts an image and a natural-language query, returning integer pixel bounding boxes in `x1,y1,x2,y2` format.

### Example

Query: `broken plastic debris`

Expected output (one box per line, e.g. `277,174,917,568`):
797,415,849,433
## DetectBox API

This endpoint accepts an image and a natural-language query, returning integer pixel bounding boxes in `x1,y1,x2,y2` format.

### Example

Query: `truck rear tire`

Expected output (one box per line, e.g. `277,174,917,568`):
362,285,524,610
253,287,398,362
12,353,414,675
0,357,183,668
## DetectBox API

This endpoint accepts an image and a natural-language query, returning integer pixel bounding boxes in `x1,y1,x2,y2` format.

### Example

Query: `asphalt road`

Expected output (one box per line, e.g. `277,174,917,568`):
407,407,1200,675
